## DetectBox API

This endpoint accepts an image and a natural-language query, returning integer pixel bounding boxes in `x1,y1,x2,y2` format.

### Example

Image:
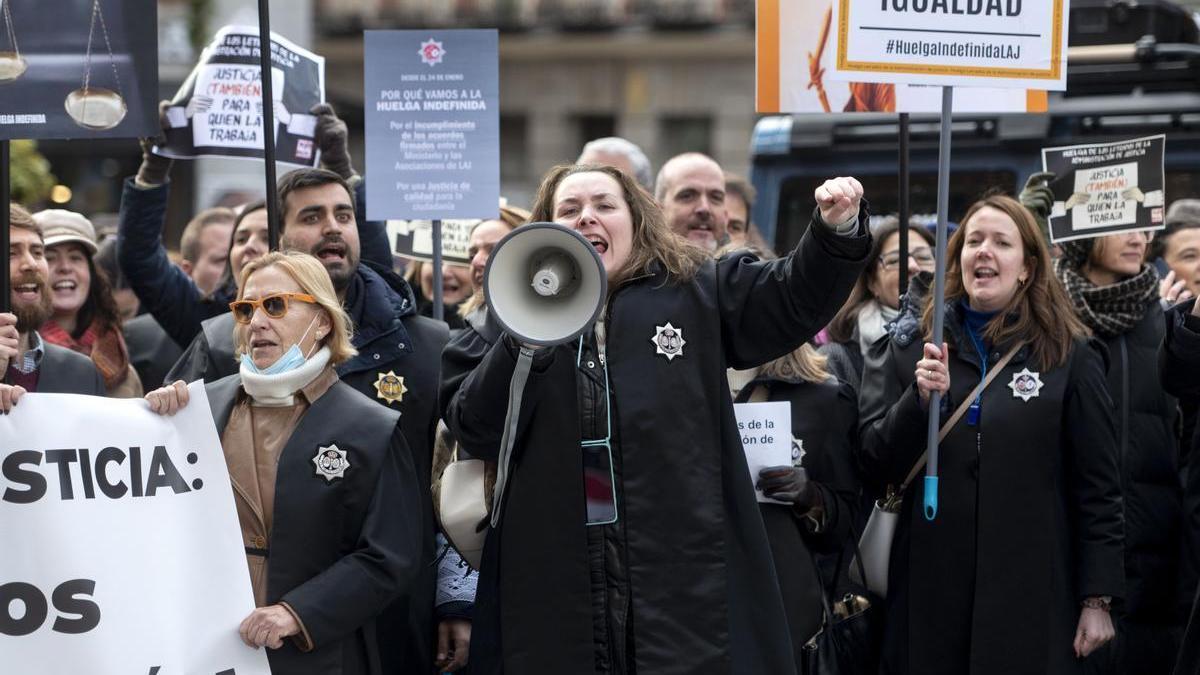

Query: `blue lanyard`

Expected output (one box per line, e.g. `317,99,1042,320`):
966,328,989,426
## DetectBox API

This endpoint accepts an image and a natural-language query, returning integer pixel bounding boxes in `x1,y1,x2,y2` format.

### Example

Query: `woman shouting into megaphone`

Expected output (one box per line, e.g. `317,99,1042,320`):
440,164,871,675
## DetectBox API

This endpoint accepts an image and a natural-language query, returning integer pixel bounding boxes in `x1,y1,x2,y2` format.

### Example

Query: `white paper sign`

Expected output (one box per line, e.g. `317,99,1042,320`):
0,384,270,675
387,218,478,264
830,0,1069,90
1071,163,1139,232
191,65,285,150
734,401,793,504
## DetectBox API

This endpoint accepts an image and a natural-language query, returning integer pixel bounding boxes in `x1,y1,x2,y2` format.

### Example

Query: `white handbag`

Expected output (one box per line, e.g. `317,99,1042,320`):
851,344,1019,598
438,444,490,571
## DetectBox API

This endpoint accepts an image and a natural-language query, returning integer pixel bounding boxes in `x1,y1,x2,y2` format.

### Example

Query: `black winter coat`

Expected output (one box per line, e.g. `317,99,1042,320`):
734,375,860,666
123,314,183,393
166,264,448,674
819,338,864,390
859,304,1125,675
1160,300,1200,675
204,374,423,675
1096,304,1182,625
441,216,870,675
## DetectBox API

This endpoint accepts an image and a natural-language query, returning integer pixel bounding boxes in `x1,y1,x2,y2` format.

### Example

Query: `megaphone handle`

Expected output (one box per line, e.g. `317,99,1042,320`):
490,346,536,528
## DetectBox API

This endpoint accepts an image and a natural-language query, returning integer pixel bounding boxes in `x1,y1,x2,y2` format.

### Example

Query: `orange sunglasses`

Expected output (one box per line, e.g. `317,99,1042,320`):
229,292,317,324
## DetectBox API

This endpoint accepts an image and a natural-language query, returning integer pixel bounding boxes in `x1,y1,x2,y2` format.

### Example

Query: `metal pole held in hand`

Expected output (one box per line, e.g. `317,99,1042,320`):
432,219,444,321
257,0,280,251
1,139,10,314
924,87,955,522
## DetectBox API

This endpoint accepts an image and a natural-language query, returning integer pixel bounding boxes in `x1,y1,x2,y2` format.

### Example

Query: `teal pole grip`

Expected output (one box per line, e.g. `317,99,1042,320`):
923,476,939,521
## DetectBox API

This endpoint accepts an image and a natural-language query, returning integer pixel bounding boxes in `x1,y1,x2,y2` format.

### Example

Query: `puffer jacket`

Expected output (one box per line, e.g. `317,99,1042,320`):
1099,303,1183,625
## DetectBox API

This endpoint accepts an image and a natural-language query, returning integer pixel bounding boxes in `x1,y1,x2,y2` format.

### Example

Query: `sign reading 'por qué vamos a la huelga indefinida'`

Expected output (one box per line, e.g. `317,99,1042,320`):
830,0,1069,91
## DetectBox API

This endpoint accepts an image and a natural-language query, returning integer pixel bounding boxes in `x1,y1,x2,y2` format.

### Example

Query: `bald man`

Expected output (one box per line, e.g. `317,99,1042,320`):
655,152,728,252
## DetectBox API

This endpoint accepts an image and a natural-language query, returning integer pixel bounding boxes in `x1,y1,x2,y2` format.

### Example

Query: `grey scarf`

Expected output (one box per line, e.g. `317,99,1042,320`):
857,300,900,354
1054,254,1158,338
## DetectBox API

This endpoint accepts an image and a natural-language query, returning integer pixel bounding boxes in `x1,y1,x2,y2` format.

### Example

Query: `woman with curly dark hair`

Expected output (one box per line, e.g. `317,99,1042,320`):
33,209,142,397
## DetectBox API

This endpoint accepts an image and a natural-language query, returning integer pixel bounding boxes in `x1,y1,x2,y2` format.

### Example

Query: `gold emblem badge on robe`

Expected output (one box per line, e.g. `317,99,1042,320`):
374,370,407,404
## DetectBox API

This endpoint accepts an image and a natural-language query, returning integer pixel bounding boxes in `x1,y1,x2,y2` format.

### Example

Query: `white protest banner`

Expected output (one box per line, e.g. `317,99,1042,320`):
0,384,270,675
755,0,1046,113
734,401,793,505
828,0,1069,91
387,218,477,265
1041,134,1167,243
156,25,326,166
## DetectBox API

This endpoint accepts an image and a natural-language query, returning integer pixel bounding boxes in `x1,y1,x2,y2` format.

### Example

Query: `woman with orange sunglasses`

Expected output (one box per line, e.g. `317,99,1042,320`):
144,251,423,675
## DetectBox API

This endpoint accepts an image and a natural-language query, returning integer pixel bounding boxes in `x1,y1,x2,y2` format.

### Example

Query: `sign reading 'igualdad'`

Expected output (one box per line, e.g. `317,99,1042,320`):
0,384,270,675
755,0,1046,113
829,0,1069,90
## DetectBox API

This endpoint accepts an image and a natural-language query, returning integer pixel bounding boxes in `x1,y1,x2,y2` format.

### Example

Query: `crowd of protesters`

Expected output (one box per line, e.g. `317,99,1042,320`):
4,108,1200,675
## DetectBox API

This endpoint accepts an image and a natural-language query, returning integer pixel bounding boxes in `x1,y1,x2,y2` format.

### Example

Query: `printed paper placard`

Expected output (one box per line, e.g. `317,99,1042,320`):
387,218,476,265
1041,135,1167,243
734,401,793,505
155,25,325,166
364,30,500,220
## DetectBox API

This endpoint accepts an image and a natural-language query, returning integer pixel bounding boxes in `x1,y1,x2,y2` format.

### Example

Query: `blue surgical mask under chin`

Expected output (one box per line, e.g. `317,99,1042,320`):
241,316,319,376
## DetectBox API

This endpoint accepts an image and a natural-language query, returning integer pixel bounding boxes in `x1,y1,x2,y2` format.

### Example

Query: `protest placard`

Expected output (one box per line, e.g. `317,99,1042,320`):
828,0,1069,91
0,384,270,675
364,30,500,221
755,0,1046,113
387,218,476,265
155,25,325,167
0,0,158,140
1041,134,1167,243
734,401,793,505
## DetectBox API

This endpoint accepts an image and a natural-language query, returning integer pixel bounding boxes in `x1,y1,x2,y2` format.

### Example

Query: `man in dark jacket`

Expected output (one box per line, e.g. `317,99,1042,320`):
167,168,449,674
2,205,106,403
1162,298,1200,675
116,104,390,351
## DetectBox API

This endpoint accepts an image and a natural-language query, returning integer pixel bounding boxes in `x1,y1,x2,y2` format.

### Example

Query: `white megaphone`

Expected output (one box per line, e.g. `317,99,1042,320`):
484,222,608,346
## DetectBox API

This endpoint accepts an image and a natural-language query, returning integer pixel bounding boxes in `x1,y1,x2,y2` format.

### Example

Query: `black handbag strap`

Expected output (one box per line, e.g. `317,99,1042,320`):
810,531,872,629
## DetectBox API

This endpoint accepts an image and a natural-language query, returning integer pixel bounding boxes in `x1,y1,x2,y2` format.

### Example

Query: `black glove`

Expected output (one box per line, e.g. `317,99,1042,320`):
1018,171,1056,241
311,102,356,180
135,100,173,186
757,465,820,513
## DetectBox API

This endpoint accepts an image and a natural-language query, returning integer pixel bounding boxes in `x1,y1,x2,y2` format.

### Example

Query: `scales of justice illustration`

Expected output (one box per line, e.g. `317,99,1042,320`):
0,0,128,130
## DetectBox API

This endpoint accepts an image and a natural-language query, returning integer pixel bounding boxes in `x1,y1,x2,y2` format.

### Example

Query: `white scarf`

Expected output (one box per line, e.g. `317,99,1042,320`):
239,346,332,407
856,300,900,355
